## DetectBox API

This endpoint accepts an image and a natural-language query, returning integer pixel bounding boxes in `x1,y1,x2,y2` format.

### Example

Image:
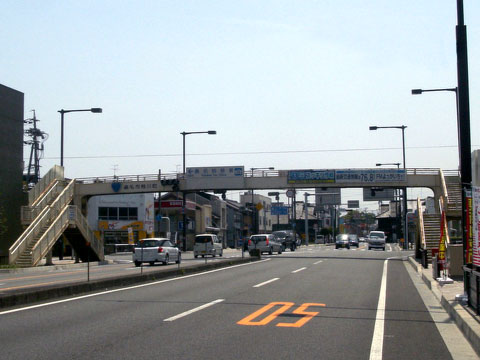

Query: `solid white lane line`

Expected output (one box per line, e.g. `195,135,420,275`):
164,299,225,322
0,259,270,316
253,278,280,288
313,260,323,265
369,259,388,360
292,267,307,273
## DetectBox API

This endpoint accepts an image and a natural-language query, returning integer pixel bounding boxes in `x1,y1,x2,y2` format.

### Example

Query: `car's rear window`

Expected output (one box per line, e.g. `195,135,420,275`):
251,236,267,242
195,236,213,244
135,240,161,248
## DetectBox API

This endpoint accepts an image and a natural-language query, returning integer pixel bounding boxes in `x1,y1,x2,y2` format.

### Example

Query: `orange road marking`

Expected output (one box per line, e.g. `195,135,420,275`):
237,302,294,326
276,303,325,328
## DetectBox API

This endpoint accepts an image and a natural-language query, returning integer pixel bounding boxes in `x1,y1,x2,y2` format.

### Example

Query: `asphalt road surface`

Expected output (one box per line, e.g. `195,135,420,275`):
0,245,477,359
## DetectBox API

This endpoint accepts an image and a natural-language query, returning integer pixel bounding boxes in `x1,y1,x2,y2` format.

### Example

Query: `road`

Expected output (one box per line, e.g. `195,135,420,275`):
0,244,477,359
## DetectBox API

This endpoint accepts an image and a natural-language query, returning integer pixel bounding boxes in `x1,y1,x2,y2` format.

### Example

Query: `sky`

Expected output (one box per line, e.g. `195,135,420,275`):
2,1,479,208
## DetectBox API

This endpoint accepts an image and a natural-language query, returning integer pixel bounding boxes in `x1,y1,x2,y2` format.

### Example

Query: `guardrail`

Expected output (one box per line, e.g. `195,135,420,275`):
21,180,67,224
30,205,71,266
417,198,426,249
29,165,64,206
71,205,104,261
76,172,178,184
439,169,449,203
9,179,75,265
75,167,453,185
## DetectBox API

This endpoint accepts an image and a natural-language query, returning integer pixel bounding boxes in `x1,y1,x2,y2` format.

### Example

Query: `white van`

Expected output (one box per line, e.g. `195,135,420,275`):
193,234,223,258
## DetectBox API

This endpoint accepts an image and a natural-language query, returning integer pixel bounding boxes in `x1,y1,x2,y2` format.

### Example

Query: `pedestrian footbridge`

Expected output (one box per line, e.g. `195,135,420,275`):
10,165,461,267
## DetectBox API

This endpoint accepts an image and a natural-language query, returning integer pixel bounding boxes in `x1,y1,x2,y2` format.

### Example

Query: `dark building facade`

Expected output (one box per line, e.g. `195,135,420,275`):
0,84,24,263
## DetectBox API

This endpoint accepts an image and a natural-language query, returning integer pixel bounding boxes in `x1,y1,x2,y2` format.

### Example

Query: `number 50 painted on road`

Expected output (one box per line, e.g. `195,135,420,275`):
237,302,325,328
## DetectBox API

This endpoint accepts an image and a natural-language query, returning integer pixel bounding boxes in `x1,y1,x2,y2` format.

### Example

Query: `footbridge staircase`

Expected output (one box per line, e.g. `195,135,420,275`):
9,166,104,267
417,170,462,264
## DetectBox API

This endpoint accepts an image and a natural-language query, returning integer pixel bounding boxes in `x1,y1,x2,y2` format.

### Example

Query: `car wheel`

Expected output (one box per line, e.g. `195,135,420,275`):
194,255,198,258
368,247,371,250
212,250,216,257
134,261,141,267
149,261,155,266
219,250,223,257
269,247,273,255
163,254,169,265
278,247,282,255
383,247,386,251
201,255,205,258
176,253,181,264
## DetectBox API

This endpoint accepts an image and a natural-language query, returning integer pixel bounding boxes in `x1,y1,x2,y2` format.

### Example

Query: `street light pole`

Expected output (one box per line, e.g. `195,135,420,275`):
58,108,102,167
250,167,274,234
369,125,408,249
304,193,310,246
377,163,401,243
180,130,216,251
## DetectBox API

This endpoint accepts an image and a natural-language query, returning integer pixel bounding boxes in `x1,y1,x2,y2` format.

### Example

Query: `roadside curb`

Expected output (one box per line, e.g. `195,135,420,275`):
407,256,480,355
0,257,259,310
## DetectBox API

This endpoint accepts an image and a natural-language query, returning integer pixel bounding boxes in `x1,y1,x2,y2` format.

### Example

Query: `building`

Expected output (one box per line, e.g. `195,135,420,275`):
240,191,273,233
0,84,24,264
87,194,155,253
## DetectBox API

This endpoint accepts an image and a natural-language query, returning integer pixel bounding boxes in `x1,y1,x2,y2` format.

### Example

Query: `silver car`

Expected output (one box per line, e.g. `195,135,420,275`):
133,238,181,266
248,234,283,255
368,231,386,251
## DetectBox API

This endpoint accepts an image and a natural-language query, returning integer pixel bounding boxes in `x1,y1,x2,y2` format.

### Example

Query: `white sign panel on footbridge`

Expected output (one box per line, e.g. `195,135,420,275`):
287,169,406,185
185,166,245,190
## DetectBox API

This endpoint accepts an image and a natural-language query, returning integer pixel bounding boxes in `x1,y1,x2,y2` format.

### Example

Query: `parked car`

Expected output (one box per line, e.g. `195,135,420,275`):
315,234,325,244
132,238,181,266
335,234,350,249
368,231,386,251
348,234,359,248
248,234,283,255
272,230,296,251
194,234,223,258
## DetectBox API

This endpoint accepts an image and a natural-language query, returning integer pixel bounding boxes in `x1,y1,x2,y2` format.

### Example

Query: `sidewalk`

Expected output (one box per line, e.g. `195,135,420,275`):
407,256,480,355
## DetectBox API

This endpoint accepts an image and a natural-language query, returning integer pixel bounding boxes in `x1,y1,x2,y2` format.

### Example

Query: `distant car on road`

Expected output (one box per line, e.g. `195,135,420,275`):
133,238,181,266
272,230,296,251
368,231,386,251
194,234,223,258
348,234,359,248
248,234,283,255
335,234,350,249
315,234,325,244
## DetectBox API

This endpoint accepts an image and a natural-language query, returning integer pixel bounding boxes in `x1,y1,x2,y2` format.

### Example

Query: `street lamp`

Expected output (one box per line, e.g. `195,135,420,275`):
369,125,408,249
376,163,401,243
249,167,274,234
180,130,217,251
304,192,315,246
58,108,102,167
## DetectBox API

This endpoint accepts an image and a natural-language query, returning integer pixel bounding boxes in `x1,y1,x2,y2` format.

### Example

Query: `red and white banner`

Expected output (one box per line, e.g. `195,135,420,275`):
472,187,480,267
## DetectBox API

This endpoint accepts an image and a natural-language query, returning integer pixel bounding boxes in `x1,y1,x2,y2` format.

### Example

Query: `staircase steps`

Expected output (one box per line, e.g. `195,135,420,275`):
15,224,50,268
445,178,462,214
423,214,441,263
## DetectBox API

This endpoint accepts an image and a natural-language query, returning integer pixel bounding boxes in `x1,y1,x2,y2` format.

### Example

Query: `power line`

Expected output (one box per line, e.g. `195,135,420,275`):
38,144,470,161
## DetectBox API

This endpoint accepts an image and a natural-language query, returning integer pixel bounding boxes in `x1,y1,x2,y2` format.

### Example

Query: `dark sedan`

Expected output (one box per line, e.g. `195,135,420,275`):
335,234,350,249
